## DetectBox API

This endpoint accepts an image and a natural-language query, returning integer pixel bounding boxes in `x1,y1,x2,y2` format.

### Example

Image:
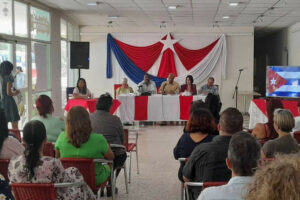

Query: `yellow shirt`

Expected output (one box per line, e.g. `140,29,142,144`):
159,81,180,94
116,87,133,96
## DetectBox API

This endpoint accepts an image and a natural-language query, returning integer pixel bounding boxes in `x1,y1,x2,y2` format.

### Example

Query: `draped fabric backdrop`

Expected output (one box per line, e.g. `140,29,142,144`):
106,33,227,88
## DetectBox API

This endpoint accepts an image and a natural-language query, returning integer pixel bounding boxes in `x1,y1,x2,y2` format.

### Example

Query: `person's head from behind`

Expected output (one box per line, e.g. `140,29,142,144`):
205,93,221,120
23,120,46,180
96,93,113,112
185,75,193,85
35,95,54,118
219,107,243,135
186,108,216,134
189,100,208,115
168,73,175,83
245,154,300,200
0,61,13,76
207,77,214,87
66,106,92,148
76,78,87,93
273,109,295,133
16,66,23,73
0,110,9,150
227,132,261,177
144,73,150,84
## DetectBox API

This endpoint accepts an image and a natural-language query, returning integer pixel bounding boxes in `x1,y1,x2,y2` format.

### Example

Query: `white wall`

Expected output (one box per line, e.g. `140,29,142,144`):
287,22,300,66
80,26,254,111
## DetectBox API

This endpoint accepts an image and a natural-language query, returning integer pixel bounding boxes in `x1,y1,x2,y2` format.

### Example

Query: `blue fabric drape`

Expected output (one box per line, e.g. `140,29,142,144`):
106,34,166,87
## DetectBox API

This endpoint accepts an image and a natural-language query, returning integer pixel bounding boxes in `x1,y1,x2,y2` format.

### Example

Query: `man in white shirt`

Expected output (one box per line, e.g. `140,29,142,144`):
137,73,157,95
197,132,261,200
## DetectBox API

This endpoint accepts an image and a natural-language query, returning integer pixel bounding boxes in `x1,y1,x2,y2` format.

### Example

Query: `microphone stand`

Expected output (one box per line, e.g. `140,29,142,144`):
232,69,243,109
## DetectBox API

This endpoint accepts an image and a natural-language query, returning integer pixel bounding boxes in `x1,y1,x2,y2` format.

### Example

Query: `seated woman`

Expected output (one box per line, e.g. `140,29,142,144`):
173,108,216,182
32,95,64,143
0,173,14,200
8,120,96,200
261,109,299,159
180,75,197,95
0,109,24,159
116,78,133,97
73,78,92,99
252,98,283,140
55,106,114,186
245,154,300,200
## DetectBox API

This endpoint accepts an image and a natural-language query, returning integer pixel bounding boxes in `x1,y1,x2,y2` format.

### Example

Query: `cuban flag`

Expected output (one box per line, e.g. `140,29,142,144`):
267,66,300,97
106,33,227,87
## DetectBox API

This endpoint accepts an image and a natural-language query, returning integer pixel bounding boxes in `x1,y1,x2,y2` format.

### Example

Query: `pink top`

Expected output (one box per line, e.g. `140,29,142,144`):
0,136,24,159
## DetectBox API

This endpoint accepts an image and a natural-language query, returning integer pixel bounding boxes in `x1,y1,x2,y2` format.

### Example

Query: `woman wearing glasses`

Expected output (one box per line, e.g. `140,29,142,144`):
261,109,299,159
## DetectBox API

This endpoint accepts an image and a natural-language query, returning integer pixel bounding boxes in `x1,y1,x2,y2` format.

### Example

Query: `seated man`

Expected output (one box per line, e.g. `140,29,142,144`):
198,132,261,200
199,77,218,95
183,107,243,200
158,73,179,94
137,73,157,95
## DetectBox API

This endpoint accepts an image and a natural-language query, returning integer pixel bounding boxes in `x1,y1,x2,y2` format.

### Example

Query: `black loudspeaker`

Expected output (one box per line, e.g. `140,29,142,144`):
70,41,90,69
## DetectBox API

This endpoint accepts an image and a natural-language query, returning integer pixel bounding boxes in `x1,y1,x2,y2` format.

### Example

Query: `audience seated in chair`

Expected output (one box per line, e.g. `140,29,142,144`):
32,95,65,143
8,120,96,200
174,108,216,182
55,106,114,186
90,93,126,195
245,153,300,200
252,98,283,140
0,109,24,159
183,107,243,200
205,93,222,124
261,109,299,159
198,132,261,200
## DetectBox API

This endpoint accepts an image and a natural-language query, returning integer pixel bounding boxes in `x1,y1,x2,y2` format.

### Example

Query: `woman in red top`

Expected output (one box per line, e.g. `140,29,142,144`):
180,75,197,95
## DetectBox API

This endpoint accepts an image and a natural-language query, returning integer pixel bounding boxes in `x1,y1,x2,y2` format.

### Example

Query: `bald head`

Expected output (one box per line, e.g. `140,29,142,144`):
168,73,175,83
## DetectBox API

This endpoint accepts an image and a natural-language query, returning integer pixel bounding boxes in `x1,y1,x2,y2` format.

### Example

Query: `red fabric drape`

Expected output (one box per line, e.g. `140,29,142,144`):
174,38,219,71
253,99,299,117
157,49,177,78
110,99,121,115
180,96,193,120
115,39,163,72
134,96,148,120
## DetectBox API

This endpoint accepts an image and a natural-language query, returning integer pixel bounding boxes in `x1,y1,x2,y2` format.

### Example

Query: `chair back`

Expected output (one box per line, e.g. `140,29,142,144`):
0,159,10,181
114,84,122,99
293,131,300,143
123,129,129,151
43,142,55,157
202,182,227,190
8,129,22,141
66,87,75,101
11,183,57,200
60,158,96,191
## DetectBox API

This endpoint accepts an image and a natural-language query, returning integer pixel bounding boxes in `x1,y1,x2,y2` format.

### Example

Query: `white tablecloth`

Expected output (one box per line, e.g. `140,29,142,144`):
117,94,206,122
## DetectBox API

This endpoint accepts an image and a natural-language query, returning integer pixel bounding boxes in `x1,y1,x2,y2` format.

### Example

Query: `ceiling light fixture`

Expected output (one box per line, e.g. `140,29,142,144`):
168,5,177,10
223,16,230,19
108,15,120,19
87,1,101,6
229,2,239,6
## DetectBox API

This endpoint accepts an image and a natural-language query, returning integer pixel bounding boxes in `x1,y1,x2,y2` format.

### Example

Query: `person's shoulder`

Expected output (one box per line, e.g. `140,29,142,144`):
198,186,221,200
91,133,106,140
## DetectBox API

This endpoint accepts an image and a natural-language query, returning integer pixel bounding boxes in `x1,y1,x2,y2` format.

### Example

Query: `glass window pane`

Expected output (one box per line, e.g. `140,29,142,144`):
16,91,28,129
61,40,67,106
0,0,12,35
14,1,28,37
61,19,67,39
31,42,51,91
15,44,27,89
68,22,74,41
30,6,50,41
0,42,13,63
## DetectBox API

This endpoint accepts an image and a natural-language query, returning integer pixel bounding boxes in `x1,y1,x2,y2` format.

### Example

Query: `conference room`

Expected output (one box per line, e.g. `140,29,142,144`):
0,0,300,200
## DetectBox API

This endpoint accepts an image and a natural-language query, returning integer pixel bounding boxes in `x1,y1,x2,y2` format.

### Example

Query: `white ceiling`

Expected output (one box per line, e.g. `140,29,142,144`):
36,0,300,31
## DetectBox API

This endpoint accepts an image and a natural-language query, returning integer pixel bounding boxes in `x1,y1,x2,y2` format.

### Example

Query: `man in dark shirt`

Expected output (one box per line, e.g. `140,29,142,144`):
183,107,243,199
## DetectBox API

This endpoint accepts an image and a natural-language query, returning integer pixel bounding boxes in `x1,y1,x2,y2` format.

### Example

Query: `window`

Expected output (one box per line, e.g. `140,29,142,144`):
30,6,50,41
61,19,67,39
14,1,28,37
0,0,12,35
0,42,13,63
61,40,68,105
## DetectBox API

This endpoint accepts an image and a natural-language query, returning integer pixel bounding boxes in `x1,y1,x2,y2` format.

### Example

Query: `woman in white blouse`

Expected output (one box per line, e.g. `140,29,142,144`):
73,78,92,99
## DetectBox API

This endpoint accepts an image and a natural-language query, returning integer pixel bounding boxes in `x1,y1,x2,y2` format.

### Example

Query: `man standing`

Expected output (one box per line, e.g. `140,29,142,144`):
137,73,157,94
158,73,179,94
183,107,243,199
197,132,261,200
199,77,218,95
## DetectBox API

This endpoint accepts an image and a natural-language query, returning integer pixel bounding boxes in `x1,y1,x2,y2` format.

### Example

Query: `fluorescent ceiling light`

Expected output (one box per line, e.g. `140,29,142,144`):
87,2,97,6
223,16,230,19
168,5,177,10
229,2,239,6
108,15,120,19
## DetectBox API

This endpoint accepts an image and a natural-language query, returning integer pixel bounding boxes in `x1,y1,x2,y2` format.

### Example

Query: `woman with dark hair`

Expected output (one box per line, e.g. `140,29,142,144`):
205,93,222,124
55,106,114,186
0,61,20,129
8,120,96,199
180,75,197,95
0,109,24,159
32,95,64,142
173,108,216,182
73,78,92,99
252,98,283,140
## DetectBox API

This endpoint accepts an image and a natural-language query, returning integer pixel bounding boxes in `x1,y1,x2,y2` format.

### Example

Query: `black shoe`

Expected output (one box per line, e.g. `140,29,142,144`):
106,186,118,197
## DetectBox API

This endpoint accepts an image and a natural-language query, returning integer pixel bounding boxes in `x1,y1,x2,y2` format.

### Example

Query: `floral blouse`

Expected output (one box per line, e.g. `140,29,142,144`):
8,155,95,200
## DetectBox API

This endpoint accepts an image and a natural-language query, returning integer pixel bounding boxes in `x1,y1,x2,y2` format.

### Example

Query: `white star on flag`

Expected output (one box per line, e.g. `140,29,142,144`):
160,32,179,53
271,78,276,85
